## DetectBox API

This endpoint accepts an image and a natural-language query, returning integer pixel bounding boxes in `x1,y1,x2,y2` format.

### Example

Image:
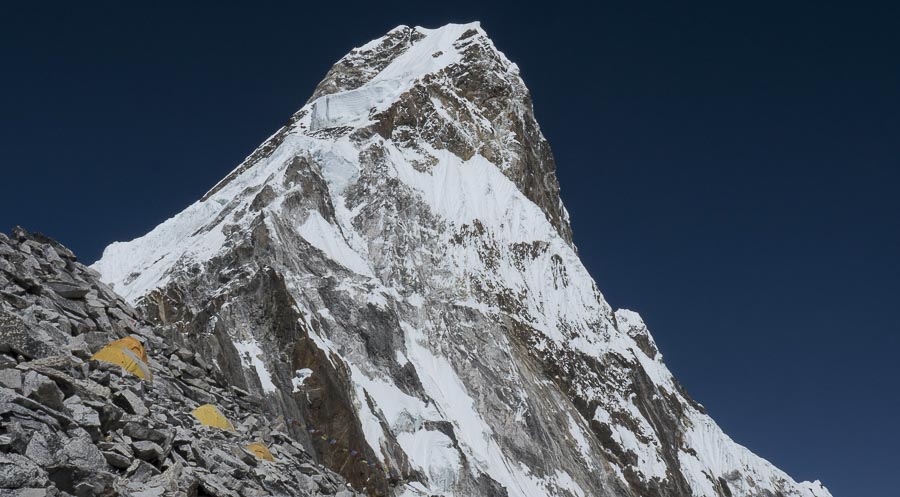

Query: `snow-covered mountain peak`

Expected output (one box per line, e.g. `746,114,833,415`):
92,24,831,497
307,22,505,104
296,22,573,244
94,23,575,299
299,21,520,134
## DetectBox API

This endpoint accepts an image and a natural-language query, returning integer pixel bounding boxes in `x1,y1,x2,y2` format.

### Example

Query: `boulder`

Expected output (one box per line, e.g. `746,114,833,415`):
126,462,193,497
8,488,51,497
132,440,164,463
46,280,91,300
41,244,65,268
22,371,65,411
62,470,116,497
91,313,114,333
106,307,134,331
0,290,30,311
0,354,17,369
19,362,111,401
95,402,124,432
55,296,90,320
125,459,161,482
122,422,174,457
113,389,149,417
25,429,63,467
0,258,15,277
314,474,337,494
0,453,48,489
198,475,241,497
102,450,131,469
169,355,205,379
0,421,30,454
98,440,133,458
293,474,320,495
61,428,107,470
175,348,194,361
0,309,66,359
64,396,101,437
0,368,22,390
80,332,112,354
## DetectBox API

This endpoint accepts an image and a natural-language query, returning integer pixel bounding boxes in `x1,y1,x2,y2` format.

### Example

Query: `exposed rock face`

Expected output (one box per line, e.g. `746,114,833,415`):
0,227,361,496
92,22,831,497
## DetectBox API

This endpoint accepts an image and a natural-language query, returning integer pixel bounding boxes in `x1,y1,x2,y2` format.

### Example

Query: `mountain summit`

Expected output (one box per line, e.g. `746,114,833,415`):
93,23,831,497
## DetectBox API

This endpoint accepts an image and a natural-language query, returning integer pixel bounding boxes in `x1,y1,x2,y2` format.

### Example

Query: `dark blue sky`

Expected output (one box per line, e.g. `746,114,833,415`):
2,2,897,495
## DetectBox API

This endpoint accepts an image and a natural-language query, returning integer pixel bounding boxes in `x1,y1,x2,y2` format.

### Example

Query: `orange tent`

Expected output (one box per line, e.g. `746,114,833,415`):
192,404,235,431
108,336,148,363
245,442,275,461
90,345,152,381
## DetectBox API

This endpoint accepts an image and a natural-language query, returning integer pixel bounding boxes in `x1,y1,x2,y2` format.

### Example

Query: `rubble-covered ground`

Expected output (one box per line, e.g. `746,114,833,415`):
0,227,361,497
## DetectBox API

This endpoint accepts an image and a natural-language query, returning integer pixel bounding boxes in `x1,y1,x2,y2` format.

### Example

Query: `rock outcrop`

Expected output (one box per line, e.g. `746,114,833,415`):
0,227,361,497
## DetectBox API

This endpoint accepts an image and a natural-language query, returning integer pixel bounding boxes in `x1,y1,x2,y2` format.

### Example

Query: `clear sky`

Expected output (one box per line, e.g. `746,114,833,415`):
2,2,897,495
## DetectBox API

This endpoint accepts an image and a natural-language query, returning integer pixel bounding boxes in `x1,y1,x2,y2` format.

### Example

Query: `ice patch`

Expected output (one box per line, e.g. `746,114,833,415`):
396,430,461,490
348,362,463,492
297,211,374,277
292,368,313,392
306,23,485,133
310,81,400,130
234,339,277,393
594,405,667,480
399,321,551,497
566,413,595,466
406,293,425,307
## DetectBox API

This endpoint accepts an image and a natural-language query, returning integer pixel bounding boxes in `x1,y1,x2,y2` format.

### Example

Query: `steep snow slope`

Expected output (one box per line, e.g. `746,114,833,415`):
94,22,831,497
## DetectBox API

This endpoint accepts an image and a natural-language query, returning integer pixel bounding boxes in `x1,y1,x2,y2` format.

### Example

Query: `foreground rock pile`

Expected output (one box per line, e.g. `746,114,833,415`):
0,227,359,497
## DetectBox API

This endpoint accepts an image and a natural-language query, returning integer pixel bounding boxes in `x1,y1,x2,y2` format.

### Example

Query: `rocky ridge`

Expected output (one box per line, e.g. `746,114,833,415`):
0,227,361,497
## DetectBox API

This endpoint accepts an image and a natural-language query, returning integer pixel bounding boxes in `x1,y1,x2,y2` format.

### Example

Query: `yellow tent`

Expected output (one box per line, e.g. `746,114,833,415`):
244,442,275,461
90,345,152,381
108,336,148,363
192,404,234,431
